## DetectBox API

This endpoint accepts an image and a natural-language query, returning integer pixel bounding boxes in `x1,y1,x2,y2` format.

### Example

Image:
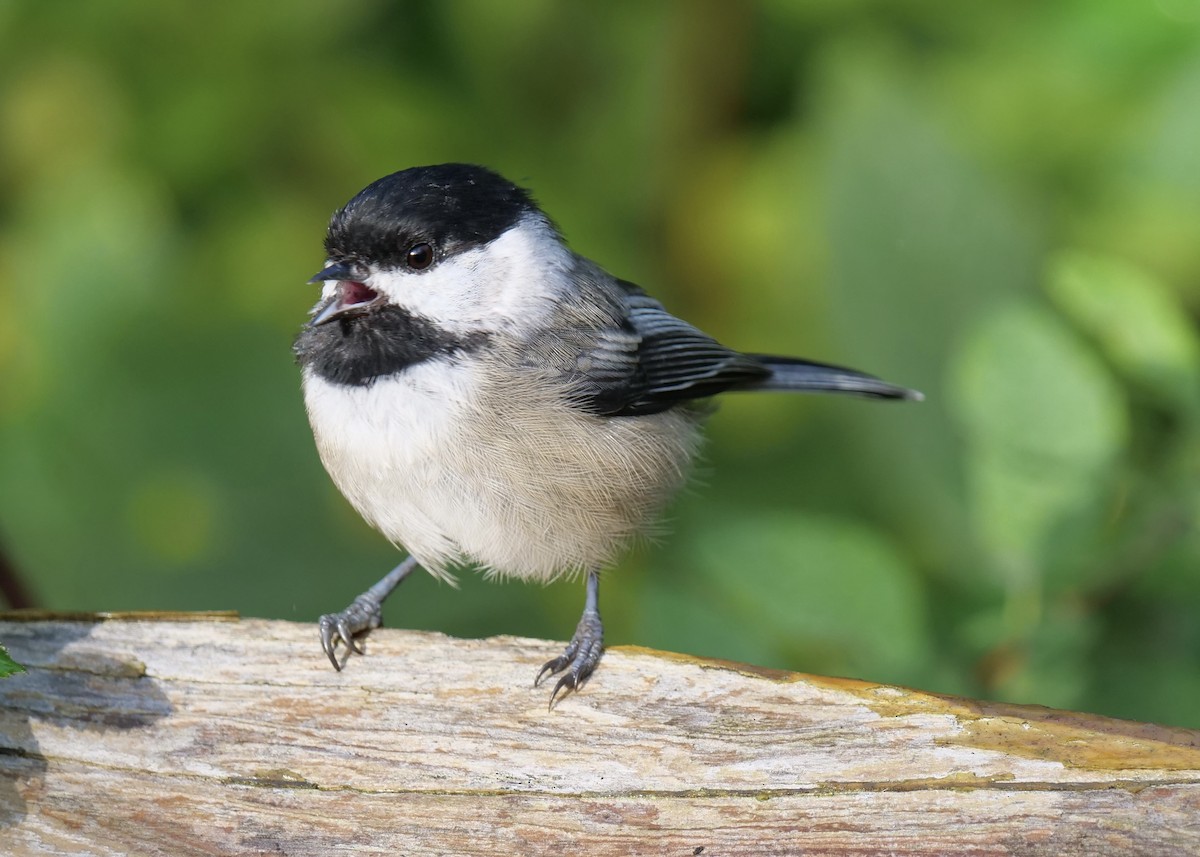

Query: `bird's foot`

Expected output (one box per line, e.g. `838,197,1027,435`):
318,593,384,670
318,556,419,671
535,609,604,709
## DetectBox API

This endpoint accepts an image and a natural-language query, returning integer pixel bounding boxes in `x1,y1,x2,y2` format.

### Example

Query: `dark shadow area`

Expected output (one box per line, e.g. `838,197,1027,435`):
0,617,173,827
0,533,36,610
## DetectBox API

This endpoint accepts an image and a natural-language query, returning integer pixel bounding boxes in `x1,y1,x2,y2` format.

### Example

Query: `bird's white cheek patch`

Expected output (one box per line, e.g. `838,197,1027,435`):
366,216,572,334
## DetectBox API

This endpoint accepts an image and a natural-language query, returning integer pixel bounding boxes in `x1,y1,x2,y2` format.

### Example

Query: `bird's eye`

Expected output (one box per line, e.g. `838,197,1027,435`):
406,243,434,270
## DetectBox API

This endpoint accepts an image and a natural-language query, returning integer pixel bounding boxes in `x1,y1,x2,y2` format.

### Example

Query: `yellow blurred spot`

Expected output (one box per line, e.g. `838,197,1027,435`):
127,470,220,566
1,55,127,179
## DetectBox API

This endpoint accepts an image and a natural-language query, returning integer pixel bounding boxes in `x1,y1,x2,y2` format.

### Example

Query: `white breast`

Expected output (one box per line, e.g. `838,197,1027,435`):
302,362,481,580
302,359,703,584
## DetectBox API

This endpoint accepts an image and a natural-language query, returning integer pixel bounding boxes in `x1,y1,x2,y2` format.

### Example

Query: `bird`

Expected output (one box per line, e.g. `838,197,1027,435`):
294,163,921,707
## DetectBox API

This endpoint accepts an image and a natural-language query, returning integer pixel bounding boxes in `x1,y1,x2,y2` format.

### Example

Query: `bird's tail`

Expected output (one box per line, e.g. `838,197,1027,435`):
746,355,923,401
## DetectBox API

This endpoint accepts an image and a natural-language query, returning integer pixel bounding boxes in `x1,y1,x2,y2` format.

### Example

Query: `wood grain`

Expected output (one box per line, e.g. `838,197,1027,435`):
1,614,1197,855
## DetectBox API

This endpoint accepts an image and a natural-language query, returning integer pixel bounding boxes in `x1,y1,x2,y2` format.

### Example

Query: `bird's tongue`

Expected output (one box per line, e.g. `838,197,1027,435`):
341,280,378,308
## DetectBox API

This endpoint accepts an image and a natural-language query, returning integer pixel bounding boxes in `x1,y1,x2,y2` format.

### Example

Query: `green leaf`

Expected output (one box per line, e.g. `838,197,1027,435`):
631,574,781,670
948,300,1127,588
994,601,1100,711
1047,251,1200,414
951,300,1127,462
0,644,24,679
688,512,929,686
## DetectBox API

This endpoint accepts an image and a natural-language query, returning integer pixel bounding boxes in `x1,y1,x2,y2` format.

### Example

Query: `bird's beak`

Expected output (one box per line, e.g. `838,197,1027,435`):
307,260,379,327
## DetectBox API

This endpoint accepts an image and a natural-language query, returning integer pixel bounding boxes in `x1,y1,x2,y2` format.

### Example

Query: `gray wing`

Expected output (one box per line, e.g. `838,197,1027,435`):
565,282,771,417
555,277,920,416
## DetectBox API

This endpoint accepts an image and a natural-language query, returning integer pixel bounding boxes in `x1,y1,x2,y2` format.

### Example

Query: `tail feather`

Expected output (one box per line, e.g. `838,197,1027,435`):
746,355,923,401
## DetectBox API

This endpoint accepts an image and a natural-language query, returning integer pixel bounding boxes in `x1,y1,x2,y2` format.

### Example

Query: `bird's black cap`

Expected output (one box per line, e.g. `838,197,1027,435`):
324,163,541,268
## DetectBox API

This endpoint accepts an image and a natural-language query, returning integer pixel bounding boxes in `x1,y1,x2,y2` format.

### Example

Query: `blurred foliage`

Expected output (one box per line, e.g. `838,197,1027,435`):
1,1,1198,727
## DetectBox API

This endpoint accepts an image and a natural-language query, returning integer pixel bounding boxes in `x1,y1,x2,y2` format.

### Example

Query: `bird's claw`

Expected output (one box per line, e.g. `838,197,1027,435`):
535,610,603,709
318,593,384,670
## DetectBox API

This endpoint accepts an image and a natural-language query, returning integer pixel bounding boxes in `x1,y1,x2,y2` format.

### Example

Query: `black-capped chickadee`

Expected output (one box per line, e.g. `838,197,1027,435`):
294,164,920,707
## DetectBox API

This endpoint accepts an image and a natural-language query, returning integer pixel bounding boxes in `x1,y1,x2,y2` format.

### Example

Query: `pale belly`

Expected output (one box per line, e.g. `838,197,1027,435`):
302,363,702,582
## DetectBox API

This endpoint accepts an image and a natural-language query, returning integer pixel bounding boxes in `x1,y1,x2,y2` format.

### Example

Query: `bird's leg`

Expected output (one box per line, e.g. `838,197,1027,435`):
318,555,419,670
536,569,604,708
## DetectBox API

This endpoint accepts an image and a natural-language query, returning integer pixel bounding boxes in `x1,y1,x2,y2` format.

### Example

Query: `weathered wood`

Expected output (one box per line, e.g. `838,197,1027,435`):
0,613,1197,855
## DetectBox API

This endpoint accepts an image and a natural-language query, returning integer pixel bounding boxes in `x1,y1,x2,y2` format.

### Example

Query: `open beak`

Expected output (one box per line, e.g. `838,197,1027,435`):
307,260,379,326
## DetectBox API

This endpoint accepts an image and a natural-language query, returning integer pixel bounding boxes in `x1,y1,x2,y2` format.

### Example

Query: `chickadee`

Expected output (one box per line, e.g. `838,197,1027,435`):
295,163,920,707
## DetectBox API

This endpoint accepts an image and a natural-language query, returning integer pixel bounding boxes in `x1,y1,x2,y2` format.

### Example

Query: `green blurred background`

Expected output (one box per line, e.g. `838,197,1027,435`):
2,1,1199,727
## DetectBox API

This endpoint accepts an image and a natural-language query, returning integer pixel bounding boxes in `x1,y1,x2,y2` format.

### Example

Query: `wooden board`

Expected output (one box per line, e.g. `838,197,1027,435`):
1,614,1198,855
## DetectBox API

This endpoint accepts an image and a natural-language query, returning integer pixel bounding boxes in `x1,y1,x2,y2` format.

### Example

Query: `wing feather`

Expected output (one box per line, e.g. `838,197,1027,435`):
565,287,769,416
